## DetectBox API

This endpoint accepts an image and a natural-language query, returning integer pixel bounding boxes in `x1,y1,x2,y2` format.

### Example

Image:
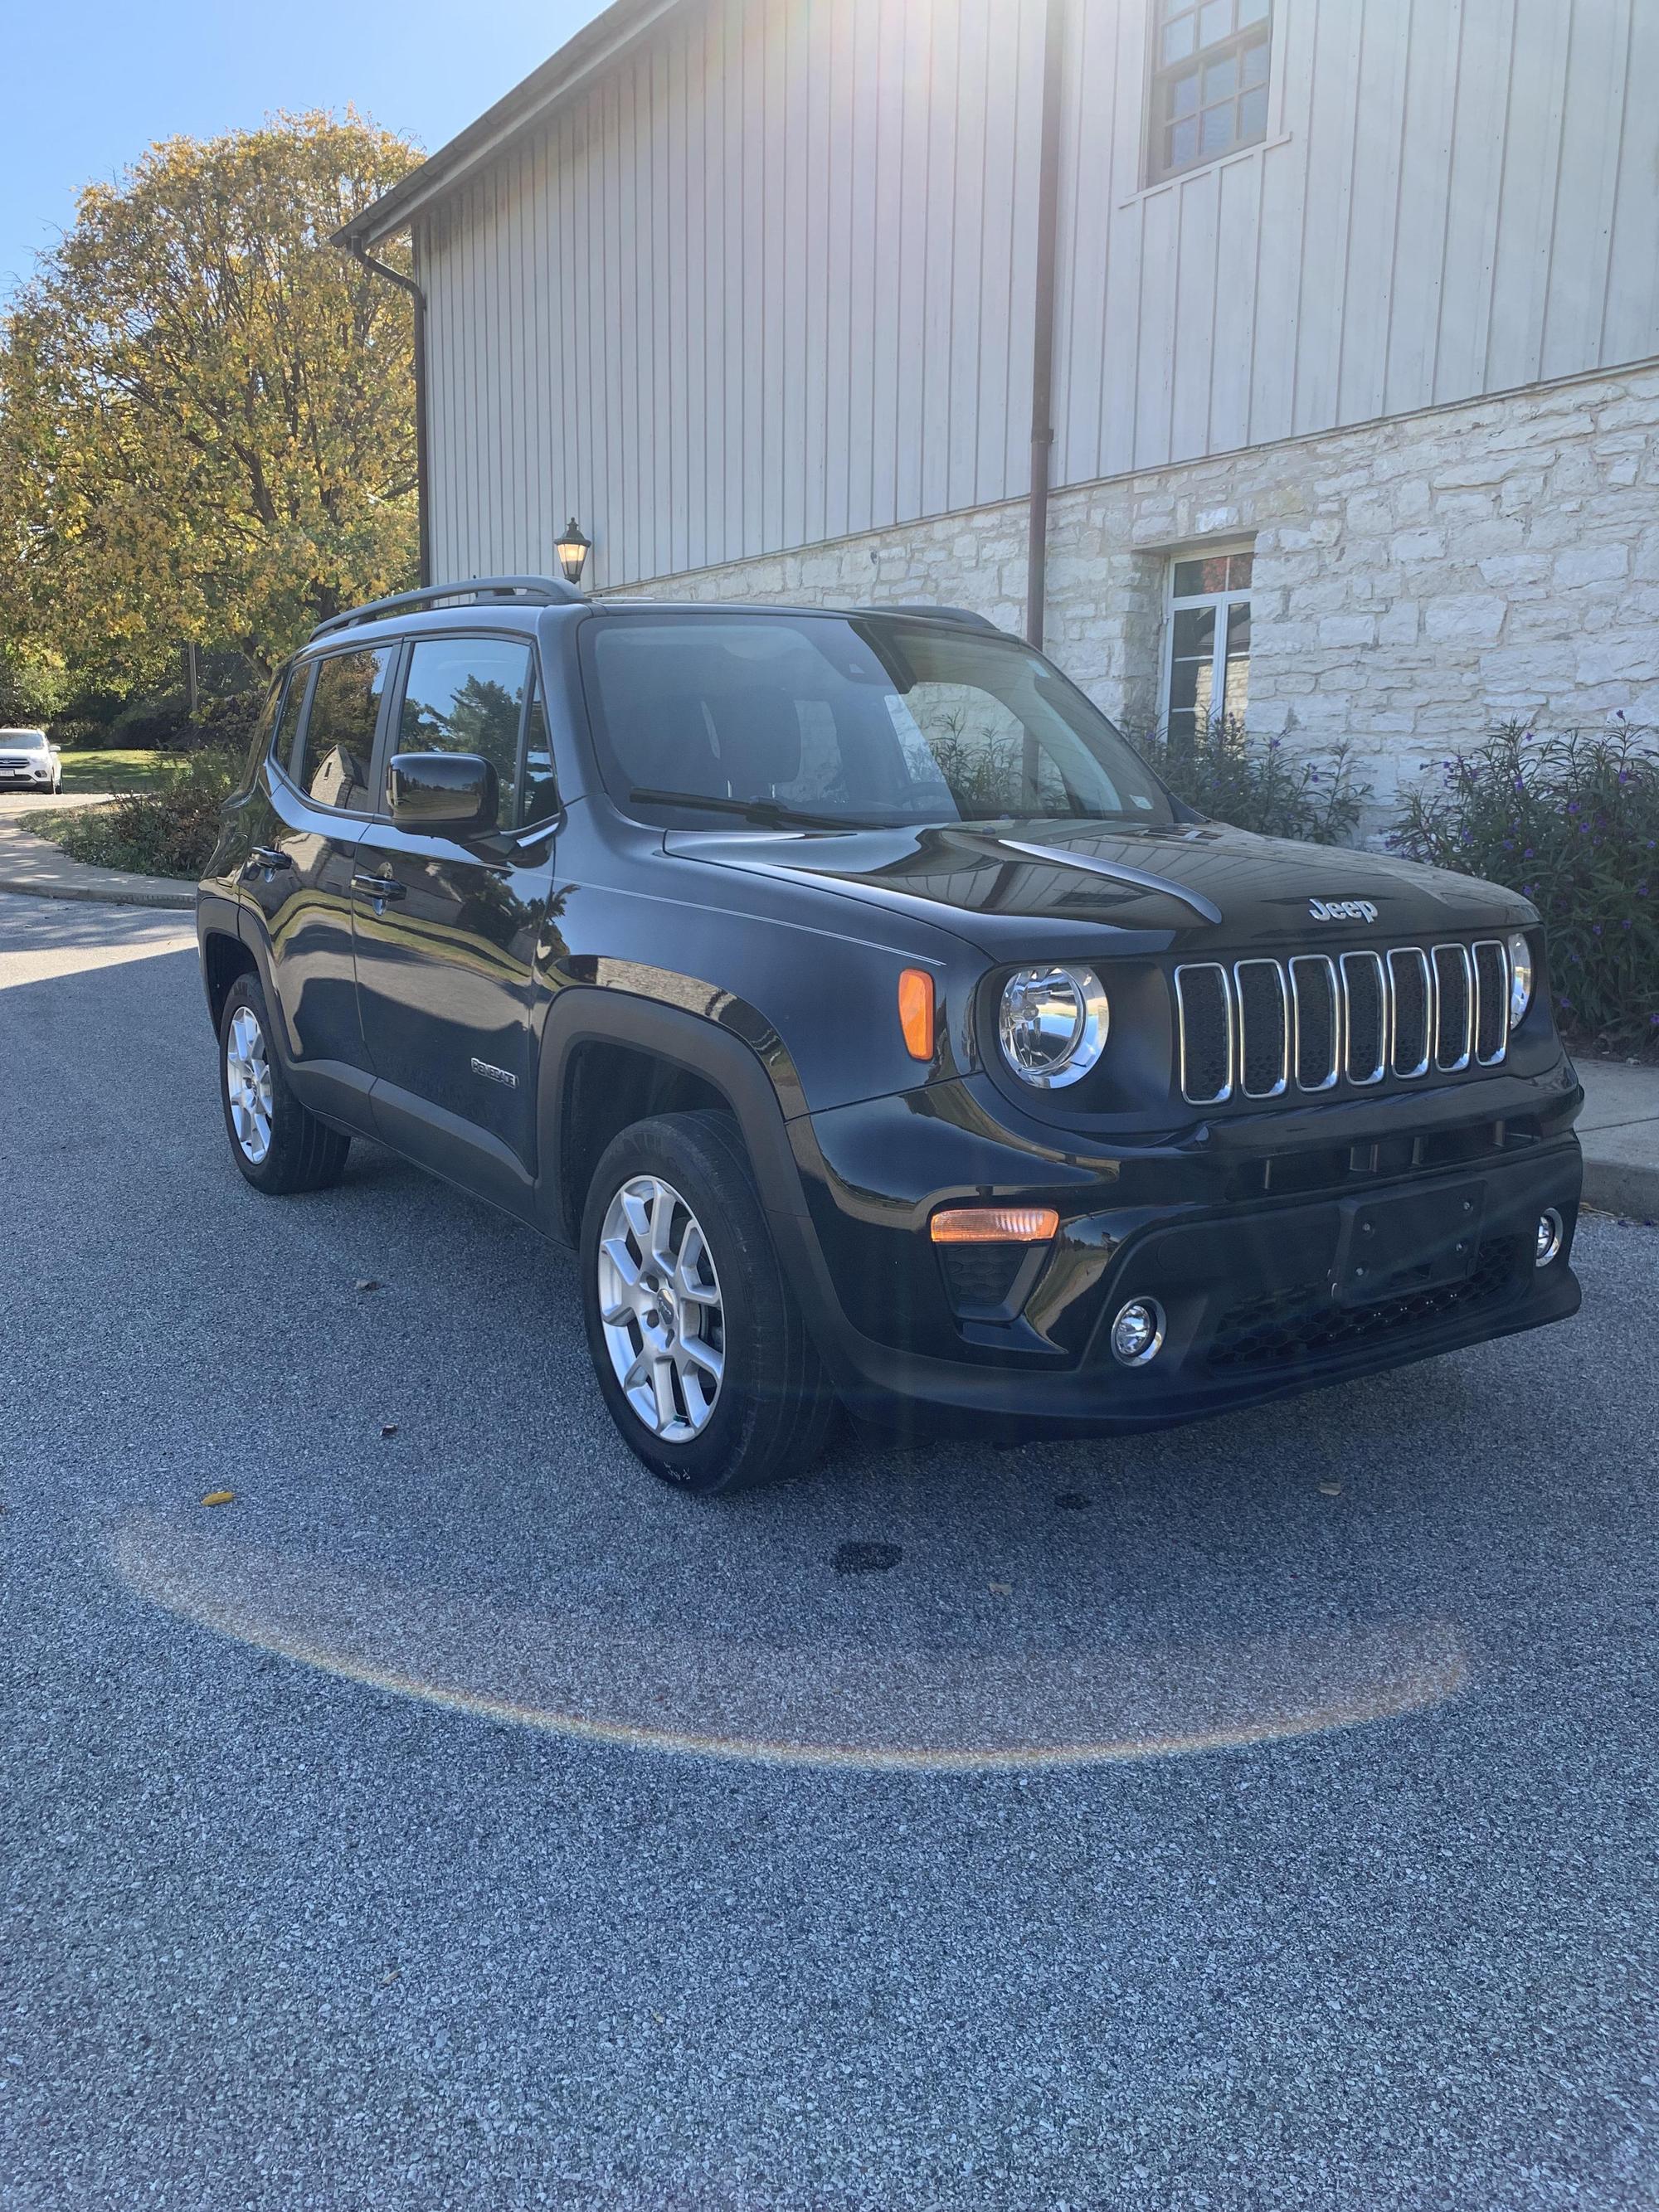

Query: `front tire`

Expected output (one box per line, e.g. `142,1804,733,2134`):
580,1111,834,1495
218,970,350,1195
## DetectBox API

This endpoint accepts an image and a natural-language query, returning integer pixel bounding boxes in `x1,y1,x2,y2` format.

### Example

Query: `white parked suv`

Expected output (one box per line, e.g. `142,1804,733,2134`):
0,730,62,794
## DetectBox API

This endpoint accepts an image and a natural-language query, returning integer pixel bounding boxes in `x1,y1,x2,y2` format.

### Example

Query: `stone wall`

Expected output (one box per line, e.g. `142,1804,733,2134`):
613,361,1659,834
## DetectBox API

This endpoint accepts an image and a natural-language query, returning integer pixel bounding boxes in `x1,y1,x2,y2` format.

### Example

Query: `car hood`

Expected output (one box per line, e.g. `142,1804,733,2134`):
664,817,1535,955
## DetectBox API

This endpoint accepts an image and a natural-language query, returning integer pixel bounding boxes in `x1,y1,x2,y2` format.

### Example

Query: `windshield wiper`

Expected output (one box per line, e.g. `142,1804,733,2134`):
628,785,882,832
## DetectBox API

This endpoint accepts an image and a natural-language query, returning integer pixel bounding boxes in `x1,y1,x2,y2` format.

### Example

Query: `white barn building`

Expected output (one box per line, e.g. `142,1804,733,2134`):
342,0,1659,823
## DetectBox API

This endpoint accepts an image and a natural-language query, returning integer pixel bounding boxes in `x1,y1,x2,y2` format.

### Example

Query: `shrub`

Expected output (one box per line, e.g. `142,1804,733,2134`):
187,686,265,756
48,749,236,878
1390,722,1659,1048
1135,716,1369,845
110,693,192,751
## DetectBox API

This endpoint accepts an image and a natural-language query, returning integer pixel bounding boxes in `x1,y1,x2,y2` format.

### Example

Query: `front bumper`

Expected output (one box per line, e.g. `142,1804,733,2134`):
773,1078,1584,1436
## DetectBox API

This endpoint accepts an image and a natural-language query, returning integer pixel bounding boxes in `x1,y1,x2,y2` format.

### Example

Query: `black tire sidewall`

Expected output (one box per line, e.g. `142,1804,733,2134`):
217,970,347,1195
578,1113,816,1495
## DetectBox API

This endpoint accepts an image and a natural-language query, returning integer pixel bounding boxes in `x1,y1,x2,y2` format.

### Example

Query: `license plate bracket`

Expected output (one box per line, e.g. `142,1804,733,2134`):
1332,1181,1486,1305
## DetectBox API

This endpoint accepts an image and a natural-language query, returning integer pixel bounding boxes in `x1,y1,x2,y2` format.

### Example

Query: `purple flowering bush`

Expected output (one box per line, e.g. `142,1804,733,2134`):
1136,715,1369,845
1391,722,1659,1048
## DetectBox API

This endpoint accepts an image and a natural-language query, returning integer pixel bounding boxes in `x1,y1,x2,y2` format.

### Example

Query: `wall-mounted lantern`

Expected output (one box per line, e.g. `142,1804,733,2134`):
556,518,592,587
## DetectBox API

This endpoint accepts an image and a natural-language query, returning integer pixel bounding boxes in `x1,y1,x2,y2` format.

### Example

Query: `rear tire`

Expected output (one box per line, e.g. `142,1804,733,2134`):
218,970,350,1196
580,1110,835,1495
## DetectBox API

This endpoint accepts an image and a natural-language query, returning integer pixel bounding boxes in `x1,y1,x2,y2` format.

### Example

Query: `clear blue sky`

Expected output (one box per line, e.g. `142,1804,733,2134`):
0,0,610,304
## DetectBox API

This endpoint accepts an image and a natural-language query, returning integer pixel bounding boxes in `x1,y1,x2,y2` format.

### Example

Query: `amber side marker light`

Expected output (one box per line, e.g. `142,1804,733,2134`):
930,1206,1061,1246
898,967,936,1061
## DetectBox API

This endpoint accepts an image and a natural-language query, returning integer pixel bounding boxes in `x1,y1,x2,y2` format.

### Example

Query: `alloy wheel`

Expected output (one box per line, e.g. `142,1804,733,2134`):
226,1005,274,1164
596,1174,726,1441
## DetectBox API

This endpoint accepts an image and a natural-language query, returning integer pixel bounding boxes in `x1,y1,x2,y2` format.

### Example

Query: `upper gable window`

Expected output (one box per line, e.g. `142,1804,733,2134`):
1149,0,1271,182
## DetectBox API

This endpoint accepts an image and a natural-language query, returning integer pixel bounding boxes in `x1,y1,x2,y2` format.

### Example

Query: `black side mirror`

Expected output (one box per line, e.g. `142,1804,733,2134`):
387,751,498,835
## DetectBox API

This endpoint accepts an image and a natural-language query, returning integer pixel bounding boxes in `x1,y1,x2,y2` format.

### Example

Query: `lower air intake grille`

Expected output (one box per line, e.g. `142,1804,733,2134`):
937,1243,1029,1315
1207,1240,1524,1372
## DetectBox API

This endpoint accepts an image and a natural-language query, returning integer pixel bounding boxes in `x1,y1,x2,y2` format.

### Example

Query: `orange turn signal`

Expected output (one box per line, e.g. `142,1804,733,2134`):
898,967,936,1062
930,1206,1060,1246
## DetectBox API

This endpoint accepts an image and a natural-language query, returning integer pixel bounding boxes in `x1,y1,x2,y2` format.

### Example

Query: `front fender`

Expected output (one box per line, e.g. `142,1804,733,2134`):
533,984,815,1240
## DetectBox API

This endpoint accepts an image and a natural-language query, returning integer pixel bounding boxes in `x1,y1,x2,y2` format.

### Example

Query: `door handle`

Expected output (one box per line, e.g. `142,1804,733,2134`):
352,873,406,903
246,845,292,873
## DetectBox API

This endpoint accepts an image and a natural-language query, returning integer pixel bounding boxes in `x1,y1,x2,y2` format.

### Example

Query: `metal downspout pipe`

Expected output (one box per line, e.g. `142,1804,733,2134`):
1025,0,1066,654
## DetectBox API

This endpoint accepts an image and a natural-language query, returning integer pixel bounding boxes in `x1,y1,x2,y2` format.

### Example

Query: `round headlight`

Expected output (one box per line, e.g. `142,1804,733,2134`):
997,965,1110,1089
1506,931,1534,1030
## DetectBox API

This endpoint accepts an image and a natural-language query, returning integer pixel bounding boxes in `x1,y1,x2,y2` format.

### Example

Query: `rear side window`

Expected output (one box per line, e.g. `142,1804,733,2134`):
270,669,308,777
246,675,285,773
297,649,392,813
520,678,557,827
396,636,533,830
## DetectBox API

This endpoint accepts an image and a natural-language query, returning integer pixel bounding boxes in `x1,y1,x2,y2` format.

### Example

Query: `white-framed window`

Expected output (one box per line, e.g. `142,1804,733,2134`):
1161,548,1253,741
1147,0,1272,185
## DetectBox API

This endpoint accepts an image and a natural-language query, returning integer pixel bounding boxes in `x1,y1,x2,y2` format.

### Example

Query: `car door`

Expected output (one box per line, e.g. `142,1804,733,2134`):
240,644,396,1129
350,631,555,1213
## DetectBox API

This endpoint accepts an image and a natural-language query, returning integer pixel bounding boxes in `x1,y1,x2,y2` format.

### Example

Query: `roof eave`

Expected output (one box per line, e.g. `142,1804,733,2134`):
332,0,687,249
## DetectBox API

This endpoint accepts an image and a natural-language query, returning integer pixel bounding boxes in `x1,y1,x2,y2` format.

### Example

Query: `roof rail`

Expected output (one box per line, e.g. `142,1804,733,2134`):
309,575,585,642
861,602,1000,633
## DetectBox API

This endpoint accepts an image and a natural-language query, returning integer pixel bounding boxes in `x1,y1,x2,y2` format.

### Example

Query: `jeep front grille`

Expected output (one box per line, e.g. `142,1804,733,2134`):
1175,939,1511,1106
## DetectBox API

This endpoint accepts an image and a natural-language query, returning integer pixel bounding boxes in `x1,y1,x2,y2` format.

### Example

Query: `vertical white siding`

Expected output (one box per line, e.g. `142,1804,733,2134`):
419,0,1659,587
1057,0,1659,485
421,0,1046,586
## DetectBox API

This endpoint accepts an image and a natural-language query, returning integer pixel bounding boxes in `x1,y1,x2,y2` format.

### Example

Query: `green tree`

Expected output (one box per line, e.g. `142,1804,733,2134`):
0,110,421,691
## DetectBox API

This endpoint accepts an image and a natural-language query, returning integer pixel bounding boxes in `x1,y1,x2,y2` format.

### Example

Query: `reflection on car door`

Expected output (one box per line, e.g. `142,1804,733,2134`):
241,646,394,1129
350,634,557,1215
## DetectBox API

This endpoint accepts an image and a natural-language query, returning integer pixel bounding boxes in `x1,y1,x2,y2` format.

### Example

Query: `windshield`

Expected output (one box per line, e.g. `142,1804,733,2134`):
0,732,46,751
581,613,1175,829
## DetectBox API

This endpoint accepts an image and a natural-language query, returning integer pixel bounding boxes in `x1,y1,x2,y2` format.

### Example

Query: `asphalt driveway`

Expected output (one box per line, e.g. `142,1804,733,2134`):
2,894,1657,2211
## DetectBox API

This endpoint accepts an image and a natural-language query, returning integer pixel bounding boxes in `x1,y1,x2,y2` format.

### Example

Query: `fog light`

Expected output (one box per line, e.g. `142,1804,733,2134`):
1535,1208,1564,1268
1110,1297,1165,1366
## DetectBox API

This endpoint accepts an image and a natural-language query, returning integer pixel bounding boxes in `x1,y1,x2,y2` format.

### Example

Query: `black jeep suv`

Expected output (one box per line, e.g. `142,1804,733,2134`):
197,576,1583,1493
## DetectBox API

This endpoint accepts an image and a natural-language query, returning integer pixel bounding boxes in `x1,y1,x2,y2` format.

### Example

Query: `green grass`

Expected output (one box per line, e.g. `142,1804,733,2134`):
55,747,178,795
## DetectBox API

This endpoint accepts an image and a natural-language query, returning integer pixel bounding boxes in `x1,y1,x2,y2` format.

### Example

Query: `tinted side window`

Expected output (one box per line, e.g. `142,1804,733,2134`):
298,649,392,813
397,637,532,831
520,678,557,827
270,668,309,778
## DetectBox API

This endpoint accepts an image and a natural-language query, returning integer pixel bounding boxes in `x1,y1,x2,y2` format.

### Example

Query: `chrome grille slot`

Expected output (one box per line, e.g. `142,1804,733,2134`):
1174,939,1505,1107
1174,964,1233,1105
1288,955,1339,1091
1388,947,1432,1077
1234,960,1289,1098
1472,940,1508,1065
1340,951,1386,1085
1433,943,1473,1070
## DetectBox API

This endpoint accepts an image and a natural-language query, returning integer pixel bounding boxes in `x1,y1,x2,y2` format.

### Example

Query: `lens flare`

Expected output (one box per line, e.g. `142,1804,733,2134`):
114,1515,1467,1773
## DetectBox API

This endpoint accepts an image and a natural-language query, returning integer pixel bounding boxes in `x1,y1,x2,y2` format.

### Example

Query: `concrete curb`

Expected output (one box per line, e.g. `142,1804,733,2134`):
1580,1156,1659,1223
1574,1062,1659,1225
0,873,195,912
0,818,195,912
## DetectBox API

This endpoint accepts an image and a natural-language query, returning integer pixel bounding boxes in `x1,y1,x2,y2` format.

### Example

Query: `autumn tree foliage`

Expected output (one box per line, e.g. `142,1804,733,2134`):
0,112,422,691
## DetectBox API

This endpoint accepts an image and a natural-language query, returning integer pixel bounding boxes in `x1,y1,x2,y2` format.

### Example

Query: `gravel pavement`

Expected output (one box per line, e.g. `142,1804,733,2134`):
2,894,1657,2212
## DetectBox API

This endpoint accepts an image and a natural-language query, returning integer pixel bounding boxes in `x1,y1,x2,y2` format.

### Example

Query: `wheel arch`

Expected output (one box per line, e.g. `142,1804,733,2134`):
200,925,257,1033
537,989,810,1248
